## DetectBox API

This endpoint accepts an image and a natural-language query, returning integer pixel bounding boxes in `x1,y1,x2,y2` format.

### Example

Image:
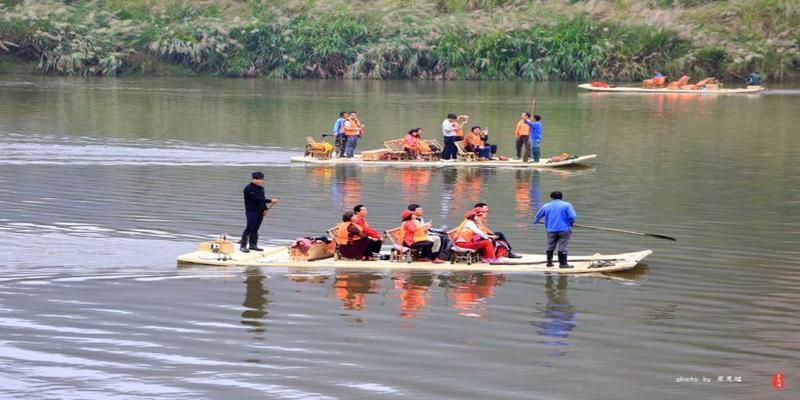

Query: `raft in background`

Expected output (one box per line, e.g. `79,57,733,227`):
290,154,597,168
176,242,652,274
578,83,765,94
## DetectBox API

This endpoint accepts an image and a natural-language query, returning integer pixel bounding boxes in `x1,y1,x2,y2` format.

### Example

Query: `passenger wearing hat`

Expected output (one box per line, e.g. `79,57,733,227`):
452,208,498,262
240,172,278,253
474,202,522,258
533,191,576,268
407,203,449,260
401,208,445,263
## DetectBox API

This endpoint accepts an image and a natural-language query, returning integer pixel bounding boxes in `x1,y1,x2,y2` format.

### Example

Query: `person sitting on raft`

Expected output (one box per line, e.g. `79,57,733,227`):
401,210,445,264
352,204,382,241
402,128,433,159
464,126,493,160
337,210,382,260
478,128,497,159
453,208,498,263
474,202,522,258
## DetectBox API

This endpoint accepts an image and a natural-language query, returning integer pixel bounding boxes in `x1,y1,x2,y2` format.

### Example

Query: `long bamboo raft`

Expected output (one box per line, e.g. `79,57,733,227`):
578,83,765,94
177,244,652,274
290,154,596,168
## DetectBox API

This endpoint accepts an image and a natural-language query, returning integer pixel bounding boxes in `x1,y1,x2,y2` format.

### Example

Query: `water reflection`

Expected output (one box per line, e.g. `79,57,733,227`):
331,167,362,211
442,272,505,319
331,273,382,311
392,272,434,319
514,170,542,223
398,168,432,204
532,276,576,356
241,269,270,337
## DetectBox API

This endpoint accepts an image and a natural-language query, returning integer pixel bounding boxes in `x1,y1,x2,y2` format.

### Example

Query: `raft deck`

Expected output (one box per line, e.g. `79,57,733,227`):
177,246,652,274
290,154,596,168
578,83,765,94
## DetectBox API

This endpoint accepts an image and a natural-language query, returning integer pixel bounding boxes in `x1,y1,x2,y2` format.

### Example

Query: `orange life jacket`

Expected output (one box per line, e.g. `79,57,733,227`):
417,139,432,153
454,219,475,243
454,124,464,138
515,120,530,137
464,132,483,149
336,222,361,245
403,220,428,245
343,117,361,136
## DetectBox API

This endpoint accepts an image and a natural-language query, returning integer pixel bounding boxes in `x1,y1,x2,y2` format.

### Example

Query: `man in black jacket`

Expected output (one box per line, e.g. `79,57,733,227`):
240,172,278,253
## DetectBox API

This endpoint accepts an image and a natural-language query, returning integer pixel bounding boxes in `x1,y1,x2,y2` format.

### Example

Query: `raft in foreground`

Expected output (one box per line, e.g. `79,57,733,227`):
290,154,596,168
578,83,765,94
177,245,652,274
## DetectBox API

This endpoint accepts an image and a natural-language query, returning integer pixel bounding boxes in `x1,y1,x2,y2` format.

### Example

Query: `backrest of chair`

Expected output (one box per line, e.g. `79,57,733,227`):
305,136,317,147
454,140,469,154
384,227,403,246
425,139,442,152
447,228,458,242
327,226,342,246
677,75,690,86
654,77,666,86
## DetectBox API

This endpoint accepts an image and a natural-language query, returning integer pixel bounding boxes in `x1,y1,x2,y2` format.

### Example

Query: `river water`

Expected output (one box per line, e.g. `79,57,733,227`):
0,76,798,399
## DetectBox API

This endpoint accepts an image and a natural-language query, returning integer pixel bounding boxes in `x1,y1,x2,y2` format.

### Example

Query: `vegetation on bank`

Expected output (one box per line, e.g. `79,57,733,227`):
0,0,797,81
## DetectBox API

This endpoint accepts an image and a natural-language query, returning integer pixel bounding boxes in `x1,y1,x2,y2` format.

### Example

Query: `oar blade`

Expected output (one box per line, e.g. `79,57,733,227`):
646,233,677,241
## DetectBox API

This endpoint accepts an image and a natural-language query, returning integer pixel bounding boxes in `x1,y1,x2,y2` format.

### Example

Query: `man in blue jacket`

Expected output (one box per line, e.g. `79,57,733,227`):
533,191,576,268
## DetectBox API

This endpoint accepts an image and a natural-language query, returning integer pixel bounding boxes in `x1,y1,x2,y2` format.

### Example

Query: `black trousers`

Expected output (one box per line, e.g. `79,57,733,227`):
515,136,531,161
241,211,264,246
410,241,435,260
493,231,513,250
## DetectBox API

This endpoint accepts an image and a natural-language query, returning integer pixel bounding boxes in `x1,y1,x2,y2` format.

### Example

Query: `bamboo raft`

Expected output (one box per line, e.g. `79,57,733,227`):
177,243,652,275
578,83,765,94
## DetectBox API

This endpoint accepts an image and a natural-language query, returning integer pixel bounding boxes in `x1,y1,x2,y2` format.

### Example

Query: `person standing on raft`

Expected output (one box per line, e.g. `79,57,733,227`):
240,172,278,253
533,191,576,268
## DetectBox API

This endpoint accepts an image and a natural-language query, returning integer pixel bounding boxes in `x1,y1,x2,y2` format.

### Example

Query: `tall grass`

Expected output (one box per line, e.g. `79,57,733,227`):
0,0,797,81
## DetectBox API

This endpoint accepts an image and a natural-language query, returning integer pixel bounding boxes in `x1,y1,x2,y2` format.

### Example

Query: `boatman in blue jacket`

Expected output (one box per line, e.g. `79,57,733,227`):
533,191,576,268
240,172,278,253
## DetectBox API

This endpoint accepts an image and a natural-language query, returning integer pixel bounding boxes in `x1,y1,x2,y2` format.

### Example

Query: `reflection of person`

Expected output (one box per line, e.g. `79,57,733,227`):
333,273,381,311
533,191,576,268
394,272,433,318
240,172,278,253
337,211,382,260
241,272,269,334
536,275,576,350
447,272,504,318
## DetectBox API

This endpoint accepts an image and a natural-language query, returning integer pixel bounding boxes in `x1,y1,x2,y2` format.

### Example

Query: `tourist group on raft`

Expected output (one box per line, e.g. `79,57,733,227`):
330,110,546,162
240,172,579,269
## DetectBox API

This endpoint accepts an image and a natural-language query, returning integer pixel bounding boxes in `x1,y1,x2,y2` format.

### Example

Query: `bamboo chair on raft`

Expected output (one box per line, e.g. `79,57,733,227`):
454,140,477,162
304,136,333,160
383,140,411,161
446,228,481,265
667,75,691,89
642,76,667,89
383,227,422,263
327,226,344,260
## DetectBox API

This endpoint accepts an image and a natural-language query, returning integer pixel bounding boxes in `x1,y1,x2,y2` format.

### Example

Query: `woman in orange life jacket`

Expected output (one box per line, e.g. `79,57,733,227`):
464,126,492,160
402,128,432,159
474,202,522,258
452,208,498,262
337,211,381,260
401,209,445,264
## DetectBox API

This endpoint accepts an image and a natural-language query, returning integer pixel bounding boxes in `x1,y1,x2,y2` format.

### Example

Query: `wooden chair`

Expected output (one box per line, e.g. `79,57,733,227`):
305,136,333,160
454,140,477,162
384,227,421,263
667,75,690,89
419,140,442,161
446,229,481,265
642,76,666,88
383,140,410,161
327,226,344,260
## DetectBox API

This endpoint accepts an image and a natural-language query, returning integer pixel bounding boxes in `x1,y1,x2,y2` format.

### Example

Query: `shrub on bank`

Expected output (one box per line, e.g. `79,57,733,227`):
0,0,796,81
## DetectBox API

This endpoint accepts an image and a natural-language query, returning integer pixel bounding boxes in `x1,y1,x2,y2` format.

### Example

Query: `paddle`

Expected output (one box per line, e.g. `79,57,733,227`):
530,96,536,115
573,223,676,241
264,199,279,217
535,221,676,241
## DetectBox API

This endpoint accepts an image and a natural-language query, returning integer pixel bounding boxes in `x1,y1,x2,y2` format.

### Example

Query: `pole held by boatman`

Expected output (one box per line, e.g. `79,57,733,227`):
240,172,278,253
533,191,576,268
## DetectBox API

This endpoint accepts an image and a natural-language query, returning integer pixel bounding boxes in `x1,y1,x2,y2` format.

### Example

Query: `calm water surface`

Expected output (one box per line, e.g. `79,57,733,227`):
0,77,798,399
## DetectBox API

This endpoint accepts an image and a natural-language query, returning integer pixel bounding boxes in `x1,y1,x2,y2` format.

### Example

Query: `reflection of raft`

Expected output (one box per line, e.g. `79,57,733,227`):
578,83,765,94
177,243,652,274
290,154,596,168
